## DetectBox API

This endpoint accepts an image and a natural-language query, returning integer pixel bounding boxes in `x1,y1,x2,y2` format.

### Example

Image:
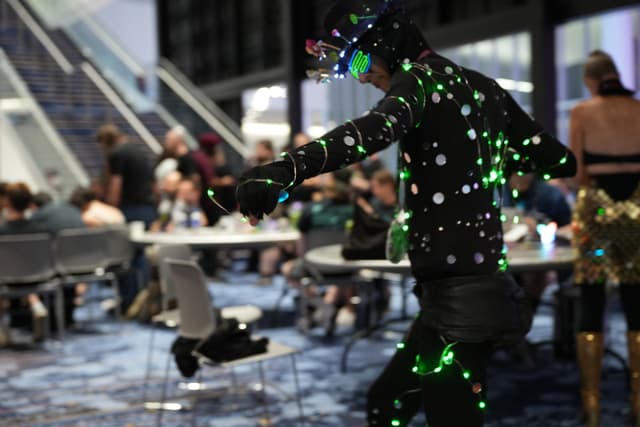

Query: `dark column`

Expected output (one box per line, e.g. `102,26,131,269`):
530,0,557,135
281,0,305,138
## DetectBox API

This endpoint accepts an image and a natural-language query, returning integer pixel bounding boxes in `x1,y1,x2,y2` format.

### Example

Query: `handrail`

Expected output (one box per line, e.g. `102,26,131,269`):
81,62,162,154
157,58,249,158
6,0,74,74
154,104,198,148
77,11,145,76
0,49,89,185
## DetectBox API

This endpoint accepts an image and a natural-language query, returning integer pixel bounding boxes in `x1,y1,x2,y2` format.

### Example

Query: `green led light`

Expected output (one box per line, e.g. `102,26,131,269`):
386,120,393,127
500,214,507,222
489,170,498,182
463,371,471,379
597,207,605,216
473,91,480,100
402,224,409,232
319,139,327,146
398,96,406,103
266,179,273,185
280,152,287,157
396,342,406,350
443,351,454,365
457,77,462,83
498,259,505,265
434,366,442,373
412,366,418,373
357,145,367,154
543,174,551,180
391,420,401,427
560,156,567,164
522,138,531,146
517,171,524,176
476,158,483,165
512,189,519,199
207,188,214,196
436,84,444,91
513,215,520,224
404,211,412,219
482,131,489,138
513,153,521,161
494,155,501,163
479,401,486,409
402,63,412,71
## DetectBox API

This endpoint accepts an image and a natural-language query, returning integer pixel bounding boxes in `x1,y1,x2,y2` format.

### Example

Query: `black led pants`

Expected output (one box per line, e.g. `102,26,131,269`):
367,318,493,427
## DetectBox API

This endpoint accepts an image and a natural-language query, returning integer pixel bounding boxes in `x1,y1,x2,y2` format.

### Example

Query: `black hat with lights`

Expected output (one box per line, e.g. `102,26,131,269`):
306,0,429,82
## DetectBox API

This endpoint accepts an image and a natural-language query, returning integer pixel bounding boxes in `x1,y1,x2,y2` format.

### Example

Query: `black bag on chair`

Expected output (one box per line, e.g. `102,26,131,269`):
341,202,390,260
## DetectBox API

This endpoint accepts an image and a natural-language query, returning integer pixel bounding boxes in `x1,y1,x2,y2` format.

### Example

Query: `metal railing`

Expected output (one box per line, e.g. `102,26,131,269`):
0,48,89,196
81,61,161,154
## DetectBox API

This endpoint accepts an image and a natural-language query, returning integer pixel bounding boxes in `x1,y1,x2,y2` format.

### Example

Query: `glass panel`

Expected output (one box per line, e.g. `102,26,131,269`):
555,5,640,144
440,32,533,112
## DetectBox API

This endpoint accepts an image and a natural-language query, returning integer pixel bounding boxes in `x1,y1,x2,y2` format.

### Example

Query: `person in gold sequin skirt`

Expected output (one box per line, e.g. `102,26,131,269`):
570,51,640,427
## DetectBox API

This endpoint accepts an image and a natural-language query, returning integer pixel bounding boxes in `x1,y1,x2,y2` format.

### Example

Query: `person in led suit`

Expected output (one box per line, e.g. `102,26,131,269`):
236,1,576,425
570,51,640,427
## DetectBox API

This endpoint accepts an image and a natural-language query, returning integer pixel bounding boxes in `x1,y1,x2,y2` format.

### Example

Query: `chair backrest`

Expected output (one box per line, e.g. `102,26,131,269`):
0,233,56,284
304,228,347,252
104,225,134,267
156,244,193,310
54,228,110,275
166,258,216,340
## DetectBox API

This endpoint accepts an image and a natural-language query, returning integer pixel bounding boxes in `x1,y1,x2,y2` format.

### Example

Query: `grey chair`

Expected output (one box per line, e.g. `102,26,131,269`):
53,227,121,319
104,224,134,273
0,233,64,342
154,259,303,427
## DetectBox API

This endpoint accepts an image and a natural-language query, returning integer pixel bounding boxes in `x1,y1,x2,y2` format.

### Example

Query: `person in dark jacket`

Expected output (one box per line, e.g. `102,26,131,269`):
236,1,576,425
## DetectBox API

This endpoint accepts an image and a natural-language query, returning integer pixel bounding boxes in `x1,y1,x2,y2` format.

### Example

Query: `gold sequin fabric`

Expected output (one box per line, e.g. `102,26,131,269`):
572,184,640,284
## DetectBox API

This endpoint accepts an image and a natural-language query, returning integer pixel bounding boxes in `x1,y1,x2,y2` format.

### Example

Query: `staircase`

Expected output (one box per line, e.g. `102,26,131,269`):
0,0,167,180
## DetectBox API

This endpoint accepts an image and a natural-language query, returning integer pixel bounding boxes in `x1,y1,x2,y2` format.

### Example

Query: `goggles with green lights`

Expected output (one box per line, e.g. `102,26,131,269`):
347,49,372,79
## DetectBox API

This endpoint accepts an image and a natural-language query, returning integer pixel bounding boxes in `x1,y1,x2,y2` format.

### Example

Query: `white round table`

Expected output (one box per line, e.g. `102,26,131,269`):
304,242,575,275
130,227,301,249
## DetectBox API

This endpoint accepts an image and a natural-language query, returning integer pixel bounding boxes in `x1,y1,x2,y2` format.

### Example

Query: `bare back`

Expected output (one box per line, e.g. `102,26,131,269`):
570,95,640,184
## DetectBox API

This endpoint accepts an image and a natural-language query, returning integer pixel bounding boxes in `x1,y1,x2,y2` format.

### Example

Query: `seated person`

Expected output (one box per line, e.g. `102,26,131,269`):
282,175,355,335
352,169,397,326
151,174,207,232
168,176,208,230
69,187,125,227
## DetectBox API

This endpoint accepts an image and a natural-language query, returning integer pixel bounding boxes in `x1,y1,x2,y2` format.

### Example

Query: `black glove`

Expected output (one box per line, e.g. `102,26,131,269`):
236,161,294,220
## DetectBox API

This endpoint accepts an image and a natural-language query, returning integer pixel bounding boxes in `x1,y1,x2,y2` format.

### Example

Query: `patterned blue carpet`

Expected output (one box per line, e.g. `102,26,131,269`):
0,273,632,427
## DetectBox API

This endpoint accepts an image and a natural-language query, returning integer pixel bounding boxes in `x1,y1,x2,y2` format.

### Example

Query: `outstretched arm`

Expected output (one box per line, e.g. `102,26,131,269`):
237,66,427,221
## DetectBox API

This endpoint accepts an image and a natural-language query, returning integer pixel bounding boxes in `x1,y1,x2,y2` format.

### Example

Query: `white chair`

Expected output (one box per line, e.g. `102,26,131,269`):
0,233,64,342
154,258,304,427
143,245,262,404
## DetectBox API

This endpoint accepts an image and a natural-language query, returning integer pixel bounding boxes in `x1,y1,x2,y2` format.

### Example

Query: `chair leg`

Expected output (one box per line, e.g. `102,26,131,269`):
142,323,157,402
190,370,203,427
155,349,173,427
54,286,65,345
111,276,122,321
258,361,272,426
290,354,306,427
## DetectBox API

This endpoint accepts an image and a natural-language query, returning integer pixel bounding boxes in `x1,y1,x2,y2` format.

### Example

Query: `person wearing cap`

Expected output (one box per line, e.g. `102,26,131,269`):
236,1,576,425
